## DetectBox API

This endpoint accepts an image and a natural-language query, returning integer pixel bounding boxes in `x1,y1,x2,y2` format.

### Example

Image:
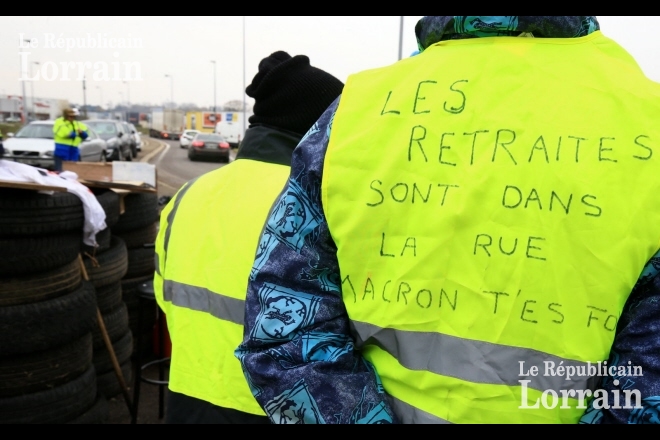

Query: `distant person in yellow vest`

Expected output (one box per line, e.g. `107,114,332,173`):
52,108,88,171
154,50,344,424
236,16,660,424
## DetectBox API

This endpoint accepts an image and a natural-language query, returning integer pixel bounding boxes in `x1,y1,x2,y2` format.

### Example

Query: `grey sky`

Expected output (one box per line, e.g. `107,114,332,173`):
1,16,659,109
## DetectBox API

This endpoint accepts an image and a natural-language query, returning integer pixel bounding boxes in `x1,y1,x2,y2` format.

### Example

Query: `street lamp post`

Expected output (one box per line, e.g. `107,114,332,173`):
242,16,246,137
30,61,39,120
210,60,217,114
164,74,173,109
82,75,88,119
123,81,130,121
20,38,32,123
398,16,404,61
123,81,130,108
97,86,103,109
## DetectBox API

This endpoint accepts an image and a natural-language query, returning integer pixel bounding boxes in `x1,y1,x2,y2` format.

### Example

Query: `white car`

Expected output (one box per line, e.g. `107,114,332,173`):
3,120,108,170
179,130,200,149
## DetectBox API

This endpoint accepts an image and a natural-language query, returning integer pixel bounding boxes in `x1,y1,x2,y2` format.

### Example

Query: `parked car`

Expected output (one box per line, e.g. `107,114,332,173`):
187,133,230,162
179,130,200,149
129,123,142,153
5,116,21,123
2,120,107,170
84,120,133,162
120,121,138,158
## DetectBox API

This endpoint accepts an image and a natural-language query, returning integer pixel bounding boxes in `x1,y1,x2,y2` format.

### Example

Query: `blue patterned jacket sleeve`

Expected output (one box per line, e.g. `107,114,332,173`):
579,251,660,424
236,96,398,424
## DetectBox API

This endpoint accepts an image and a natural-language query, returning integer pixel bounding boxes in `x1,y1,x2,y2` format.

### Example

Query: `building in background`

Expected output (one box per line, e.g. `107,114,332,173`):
0,95,69,122
213,111,252,148
184,111,224,134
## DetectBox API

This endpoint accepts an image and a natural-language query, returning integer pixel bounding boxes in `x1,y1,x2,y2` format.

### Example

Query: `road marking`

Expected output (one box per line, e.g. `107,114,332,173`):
140,139,169,163
154,143,170,165
159,180,181,193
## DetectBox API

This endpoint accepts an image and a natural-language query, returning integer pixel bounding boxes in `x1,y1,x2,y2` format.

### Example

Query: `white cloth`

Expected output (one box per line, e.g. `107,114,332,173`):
0,160,107,247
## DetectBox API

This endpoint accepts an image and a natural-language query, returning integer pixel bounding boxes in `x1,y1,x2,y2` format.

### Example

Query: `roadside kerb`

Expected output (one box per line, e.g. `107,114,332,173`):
140,138,168,163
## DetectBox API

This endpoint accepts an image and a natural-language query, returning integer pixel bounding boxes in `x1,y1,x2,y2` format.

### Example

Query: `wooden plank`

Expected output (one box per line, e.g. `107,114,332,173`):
63,162,158,193
78,179,157,193
0,179,68,192
62,162,113,182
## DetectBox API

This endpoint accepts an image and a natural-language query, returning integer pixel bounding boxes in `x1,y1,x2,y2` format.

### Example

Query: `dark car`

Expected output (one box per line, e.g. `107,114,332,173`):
84,120,133,161
187,133,230,162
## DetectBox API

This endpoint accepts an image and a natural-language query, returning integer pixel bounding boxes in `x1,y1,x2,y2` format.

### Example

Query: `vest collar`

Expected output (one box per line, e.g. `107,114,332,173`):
234,124,302,167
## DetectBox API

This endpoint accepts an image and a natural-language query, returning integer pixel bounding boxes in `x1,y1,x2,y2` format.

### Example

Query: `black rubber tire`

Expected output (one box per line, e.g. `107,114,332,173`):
0,188,84,237
93,329,134,375
92,188,121,229
112,193,159,233
0,333,93,398
0,365,97,424
0,281,98,356
96,359,133,399
92,302,130,349
0,257,81,307
125,246,156,279
121,275,157,341
83,236,128,289
0,231,82,277
114,221,159,249
82,226,112,256
95,281,123,315
66,392,109,424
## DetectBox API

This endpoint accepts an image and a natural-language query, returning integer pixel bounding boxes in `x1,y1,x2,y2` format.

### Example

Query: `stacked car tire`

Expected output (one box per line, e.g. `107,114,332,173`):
0,186,161,423
113,192,160,359
0,188,104,423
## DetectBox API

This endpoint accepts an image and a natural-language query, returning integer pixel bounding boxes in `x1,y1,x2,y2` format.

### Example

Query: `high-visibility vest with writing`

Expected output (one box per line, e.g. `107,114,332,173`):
323,31,660,424
154,159,290,415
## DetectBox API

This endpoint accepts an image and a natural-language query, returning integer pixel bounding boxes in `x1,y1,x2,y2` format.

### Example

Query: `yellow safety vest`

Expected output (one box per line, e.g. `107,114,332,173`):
323,31,660,424
154,159,290,415
53,117,87,147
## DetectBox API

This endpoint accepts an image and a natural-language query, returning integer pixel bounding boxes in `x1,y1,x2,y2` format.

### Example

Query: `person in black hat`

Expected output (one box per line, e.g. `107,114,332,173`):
154,51,343,424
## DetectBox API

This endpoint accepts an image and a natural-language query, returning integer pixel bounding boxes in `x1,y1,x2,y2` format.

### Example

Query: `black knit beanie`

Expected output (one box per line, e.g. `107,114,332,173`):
246,51,344,136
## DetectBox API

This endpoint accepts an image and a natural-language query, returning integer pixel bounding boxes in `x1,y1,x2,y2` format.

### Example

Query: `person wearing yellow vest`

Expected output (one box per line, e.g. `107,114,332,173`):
154,51,344,423
236,17,660,424
52,107,88,171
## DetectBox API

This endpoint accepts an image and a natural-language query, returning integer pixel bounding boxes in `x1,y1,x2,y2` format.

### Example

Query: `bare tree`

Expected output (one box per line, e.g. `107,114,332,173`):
178,102,203,111
223,100,253,112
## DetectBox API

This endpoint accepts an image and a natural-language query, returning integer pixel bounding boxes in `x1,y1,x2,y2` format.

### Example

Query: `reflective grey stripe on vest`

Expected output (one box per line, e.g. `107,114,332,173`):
389,395,451,424
351,321,598,394
157,176,245,324
163,279,245,325
156,179,197,277
163,178,198,263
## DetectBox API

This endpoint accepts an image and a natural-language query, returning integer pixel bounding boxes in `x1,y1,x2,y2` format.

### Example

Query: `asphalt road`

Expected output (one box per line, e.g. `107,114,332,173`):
139,136,236,199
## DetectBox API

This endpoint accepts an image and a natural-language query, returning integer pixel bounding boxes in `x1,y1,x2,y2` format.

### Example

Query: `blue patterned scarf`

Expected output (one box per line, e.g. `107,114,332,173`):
415,16,600,52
